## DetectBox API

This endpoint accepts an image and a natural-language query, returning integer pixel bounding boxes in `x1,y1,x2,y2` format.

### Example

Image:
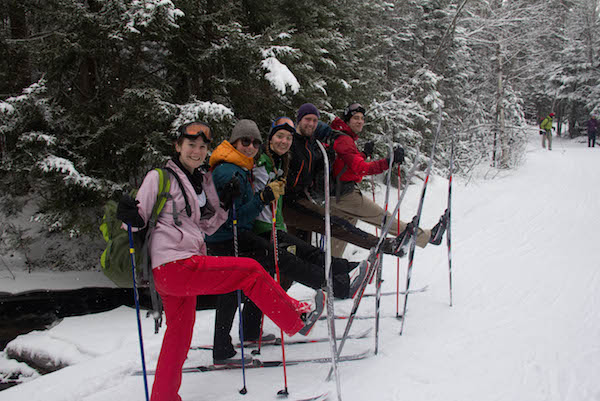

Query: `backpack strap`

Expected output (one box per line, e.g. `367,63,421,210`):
165,166,192,217
140,167,188,334
135,168,172,333
329,131,350,178
148,168,171,228
329,132,351,202
144,167,194,333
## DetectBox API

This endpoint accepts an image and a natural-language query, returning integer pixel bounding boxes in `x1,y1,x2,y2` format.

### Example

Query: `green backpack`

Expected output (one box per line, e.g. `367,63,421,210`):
99,166,192,333
99,168,172,288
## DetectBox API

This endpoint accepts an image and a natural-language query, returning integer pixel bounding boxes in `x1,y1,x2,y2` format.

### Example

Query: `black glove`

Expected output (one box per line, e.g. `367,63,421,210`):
220,176,241,210
260,186,276,204
363,141,375,158
116,194,145,228
389,146,405,165
259,179,286,204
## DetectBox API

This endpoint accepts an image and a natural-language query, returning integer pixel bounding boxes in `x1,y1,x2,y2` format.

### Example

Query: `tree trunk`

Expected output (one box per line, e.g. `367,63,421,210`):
76,1,102,102
77,56,97,101
494,43,507,168
8,0,31,92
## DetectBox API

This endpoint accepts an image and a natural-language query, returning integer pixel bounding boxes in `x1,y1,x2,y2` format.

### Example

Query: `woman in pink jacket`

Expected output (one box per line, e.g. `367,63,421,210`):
117,121,323,401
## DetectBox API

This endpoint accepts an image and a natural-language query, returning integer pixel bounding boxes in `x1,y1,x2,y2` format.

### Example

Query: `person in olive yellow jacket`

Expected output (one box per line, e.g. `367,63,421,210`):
540,112,555,150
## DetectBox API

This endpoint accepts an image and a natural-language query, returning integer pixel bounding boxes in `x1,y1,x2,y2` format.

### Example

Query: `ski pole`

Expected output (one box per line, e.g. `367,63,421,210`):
326,152,420,382
375,141,394,355
127,225,150,401
399,107,443,335
370,172,378,236
316,140,343,401
447,133,454,307
271,200,290,397
251,315,265,356
395,164,401,318
232,203,248,395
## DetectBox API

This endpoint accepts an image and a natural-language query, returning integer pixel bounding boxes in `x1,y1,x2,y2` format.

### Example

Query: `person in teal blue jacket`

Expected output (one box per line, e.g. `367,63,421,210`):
206,118,363,364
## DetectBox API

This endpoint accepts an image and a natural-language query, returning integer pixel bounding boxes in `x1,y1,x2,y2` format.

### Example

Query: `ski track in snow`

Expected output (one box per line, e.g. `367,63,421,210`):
2,132,600,401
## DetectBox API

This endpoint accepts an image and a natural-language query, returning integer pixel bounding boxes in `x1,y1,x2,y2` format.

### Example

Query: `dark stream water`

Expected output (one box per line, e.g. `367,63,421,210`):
0,288,217,391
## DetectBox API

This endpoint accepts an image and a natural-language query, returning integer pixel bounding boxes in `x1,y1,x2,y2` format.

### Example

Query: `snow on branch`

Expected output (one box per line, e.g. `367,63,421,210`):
6,79,47,104
261,57,300,95
0,102,15,115
171,100,234,129
38,155,102,190
261,46,299,59
125,0,184,33
313,80,327,96
20,132,57,146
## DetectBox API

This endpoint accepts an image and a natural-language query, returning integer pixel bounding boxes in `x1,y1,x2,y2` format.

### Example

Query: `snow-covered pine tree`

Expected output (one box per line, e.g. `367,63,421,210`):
551,0,600,137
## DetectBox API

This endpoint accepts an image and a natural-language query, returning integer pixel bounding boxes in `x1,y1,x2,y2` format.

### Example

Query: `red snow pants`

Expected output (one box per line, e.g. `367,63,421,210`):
150,255,305,401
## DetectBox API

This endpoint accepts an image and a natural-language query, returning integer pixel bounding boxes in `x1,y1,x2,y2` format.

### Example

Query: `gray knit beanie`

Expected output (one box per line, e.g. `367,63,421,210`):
229,119,263,144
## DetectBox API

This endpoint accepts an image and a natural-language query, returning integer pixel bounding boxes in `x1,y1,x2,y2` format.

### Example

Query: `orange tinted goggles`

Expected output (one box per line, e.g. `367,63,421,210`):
179,122,212,143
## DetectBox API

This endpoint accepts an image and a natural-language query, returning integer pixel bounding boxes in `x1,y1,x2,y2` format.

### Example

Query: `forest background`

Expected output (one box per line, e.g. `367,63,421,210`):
0,0,598,271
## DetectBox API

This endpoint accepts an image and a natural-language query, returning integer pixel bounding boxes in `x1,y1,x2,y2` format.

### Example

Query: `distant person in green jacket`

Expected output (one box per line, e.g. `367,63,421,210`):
540,112,555,151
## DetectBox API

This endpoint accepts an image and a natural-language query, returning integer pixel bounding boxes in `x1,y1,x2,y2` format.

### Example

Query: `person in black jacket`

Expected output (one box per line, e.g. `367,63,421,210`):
283,103,412,256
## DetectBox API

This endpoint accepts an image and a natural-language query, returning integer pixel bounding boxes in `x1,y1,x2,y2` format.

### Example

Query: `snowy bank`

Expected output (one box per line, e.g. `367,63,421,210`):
2,132,600,401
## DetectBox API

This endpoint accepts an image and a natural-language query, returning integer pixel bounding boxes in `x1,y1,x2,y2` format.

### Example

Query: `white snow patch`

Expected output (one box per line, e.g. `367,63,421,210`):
313,79,327,95
37,155,102,189
20,132,56,146
170,100,234,132
261,57,300,95
0,102,15,114
2,131,600,401
261,46,298,58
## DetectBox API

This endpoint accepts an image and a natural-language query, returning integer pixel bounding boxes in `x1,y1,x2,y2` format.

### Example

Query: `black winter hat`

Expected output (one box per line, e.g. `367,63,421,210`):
343,103,366,122
296,103,320,124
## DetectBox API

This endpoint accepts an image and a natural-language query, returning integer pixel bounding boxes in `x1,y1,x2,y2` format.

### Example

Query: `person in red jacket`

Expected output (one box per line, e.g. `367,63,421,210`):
328,103,447,257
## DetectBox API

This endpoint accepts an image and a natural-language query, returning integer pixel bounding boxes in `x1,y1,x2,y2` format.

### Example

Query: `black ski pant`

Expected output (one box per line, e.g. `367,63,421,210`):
207,230,354,360
588,132,596,147
283,198,382,251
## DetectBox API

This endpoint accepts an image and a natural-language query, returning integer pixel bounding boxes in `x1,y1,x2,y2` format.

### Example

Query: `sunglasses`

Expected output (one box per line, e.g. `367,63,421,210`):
178,122,212,143
240,137,262,148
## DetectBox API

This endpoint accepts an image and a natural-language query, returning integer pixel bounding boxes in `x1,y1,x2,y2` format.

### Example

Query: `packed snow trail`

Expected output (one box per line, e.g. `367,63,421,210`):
2,133,600,401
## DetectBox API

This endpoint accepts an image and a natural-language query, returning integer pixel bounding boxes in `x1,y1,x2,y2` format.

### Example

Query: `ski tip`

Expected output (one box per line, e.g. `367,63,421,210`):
291,391,330,401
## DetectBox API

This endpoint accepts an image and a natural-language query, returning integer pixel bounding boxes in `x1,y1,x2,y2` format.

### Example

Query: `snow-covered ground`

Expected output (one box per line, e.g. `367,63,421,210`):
2,130,600,401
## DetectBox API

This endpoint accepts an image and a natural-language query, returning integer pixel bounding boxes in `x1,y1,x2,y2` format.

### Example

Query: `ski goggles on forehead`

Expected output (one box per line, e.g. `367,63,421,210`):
178,122,212,143
270,117,296,135
345,103,366,116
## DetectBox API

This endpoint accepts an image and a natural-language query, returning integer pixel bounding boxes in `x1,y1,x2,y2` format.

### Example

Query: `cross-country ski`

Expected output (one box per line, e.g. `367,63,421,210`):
189,328,372,351
134,349,372,375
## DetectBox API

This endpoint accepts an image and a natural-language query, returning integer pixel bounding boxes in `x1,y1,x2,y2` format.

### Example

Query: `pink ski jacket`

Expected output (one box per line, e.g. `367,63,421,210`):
135,159,228,269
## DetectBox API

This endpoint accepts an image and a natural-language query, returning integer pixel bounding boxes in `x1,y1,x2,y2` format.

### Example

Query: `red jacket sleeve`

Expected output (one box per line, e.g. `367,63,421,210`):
333,135,389,182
